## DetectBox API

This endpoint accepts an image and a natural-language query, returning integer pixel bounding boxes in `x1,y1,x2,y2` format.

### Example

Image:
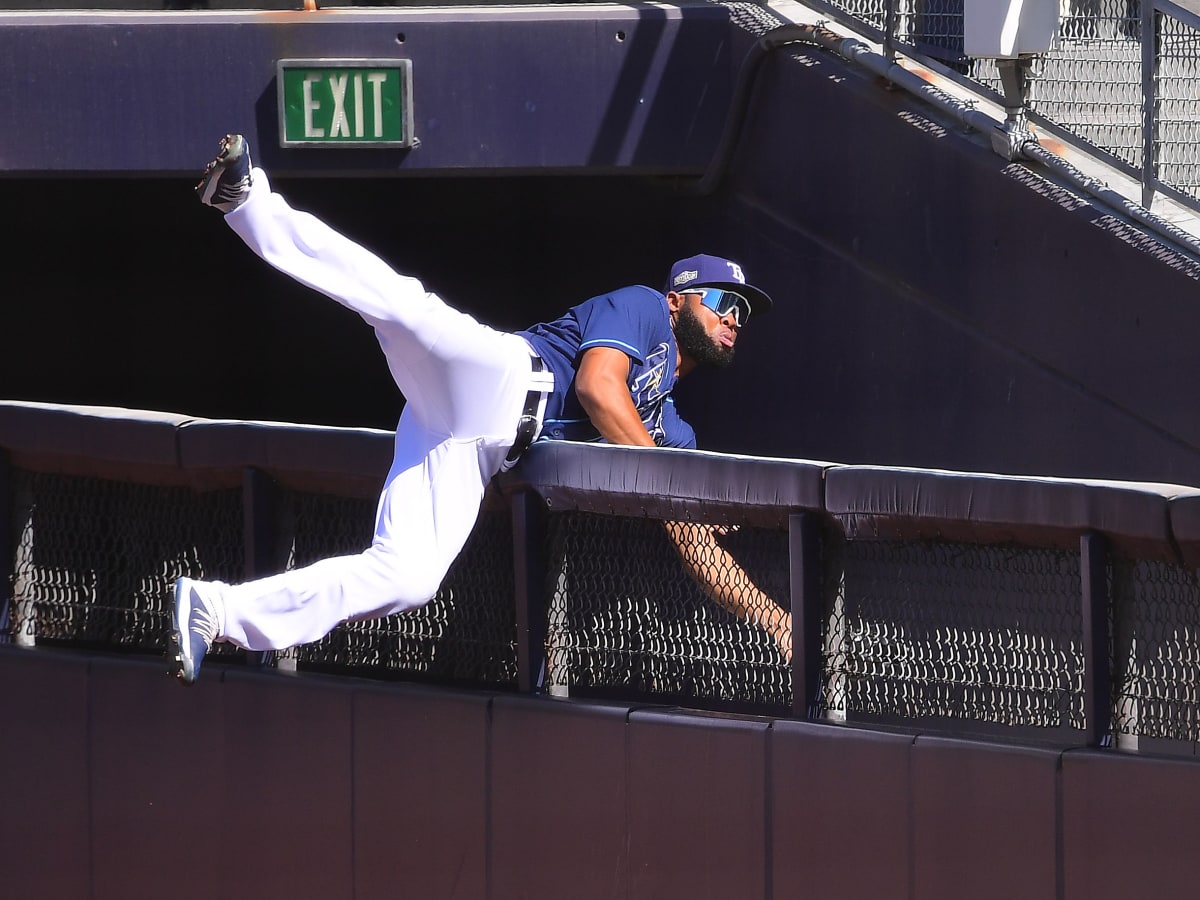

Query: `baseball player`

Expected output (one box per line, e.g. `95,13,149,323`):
171,134,788,685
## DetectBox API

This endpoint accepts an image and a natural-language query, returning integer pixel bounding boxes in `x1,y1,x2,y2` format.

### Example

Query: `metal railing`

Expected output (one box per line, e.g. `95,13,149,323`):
803,0,1200,211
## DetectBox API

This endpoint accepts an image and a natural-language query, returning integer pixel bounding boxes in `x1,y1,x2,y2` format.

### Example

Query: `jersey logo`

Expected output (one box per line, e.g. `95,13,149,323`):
631,342,670,398
631,342,673,441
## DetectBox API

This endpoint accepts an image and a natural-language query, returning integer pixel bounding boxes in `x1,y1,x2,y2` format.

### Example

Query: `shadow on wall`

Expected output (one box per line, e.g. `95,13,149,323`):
3,174,728,431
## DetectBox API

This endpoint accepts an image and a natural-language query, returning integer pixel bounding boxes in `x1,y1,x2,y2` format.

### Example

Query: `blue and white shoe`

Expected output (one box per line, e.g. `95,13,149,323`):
168,577,218,686
195,133,253,213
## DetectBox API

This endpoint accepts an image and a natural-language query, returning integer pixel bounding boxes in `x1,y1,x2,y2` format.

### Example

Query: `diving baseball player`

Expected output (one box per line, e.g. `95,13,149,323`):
171,134,781,685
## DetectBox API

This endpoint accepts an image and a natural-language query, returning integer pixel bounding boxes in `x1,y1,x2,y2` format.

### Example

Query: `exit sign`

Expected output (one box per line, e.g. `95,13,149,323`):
277,59,414,148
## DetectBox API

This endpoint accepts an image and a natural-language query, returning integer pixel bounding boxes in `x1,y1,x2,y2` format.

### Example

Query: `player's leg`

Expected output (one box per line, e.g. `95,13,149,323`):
235,418,508,634
169,349,534,682
222,167,540,437
171,418,494,681
224,167,432,338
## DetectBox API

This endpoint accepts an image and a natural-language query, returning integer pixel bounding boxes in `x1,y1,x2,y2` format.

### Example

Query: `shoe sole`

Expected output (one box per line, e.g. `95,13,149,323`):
168,578,197,686
194,134,246,206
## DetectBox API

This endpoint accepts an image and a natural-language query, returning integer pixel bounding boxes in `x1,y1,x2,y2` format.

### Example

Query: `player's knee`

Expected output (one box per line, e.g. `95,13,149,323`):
368,545,447,611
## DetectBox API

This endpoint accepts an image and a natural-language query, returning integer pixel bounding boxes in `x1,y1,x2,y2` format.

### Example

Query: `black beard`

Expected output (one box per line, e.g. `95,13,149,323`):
674,303,735,369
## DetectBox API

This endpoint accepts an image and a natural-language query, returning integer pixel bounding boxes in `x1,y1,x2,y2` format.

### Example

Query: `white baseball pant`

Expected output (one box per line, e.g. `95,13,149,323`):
206,168,548,651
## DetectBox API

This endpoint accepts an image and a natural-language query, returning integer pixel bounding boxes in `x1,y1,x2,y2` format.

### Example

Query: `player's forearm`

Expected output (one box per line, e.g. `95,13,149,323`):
576,376,656,446
587,405,657,446
664,521,793,661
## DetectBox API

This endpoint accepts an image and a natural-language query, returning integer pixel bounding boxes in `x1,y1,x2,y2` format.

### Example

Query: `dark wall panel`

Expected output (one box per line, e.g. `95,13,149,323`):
911,738,1061,900
489,695,634,900
10,647,1200,898
220,670,355,897
626,709,770,900
89,657,226,900
770,721,914,900
0,649,90,899
1063,749,1200,900
353,684,491,900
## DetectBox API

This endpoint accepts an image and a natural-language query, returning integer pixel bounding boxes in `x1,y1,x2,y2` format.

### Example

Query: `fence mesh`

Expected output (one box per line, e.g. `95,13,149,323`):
289,493,518,687
1112,558,1200,744
5,469,244,657
811,0,1200,208
543,512,792,711
1154,13,1200,200
11,467,1200,743
818,538,1087,734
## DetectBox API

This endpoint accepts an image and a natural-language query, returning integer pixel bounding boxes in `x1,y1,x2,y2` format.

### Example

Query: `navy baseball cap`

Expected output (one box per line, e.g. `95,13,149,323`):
667,254,773,316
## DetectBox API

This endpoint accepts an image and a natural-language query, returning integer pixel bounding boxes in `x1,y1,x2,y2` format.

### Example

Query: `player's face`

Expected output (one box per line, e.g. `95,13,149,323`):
673,293,737,369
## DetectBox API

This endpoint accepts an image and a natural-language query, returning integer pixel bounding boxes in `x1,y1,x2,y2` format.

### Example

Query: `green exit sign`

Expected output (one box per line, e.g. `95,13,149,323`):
277,59,414,148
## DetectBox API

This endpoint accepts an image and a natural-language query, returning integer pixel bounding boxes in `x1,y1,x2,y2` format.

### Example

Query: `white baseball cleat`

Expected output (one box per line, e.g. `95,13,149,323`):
168,577,218,686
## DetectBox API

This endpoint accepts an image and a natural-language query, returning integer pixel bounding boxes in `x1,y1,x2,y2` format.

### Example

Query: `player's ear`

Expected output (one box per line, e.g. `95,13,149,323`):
666,291,686,314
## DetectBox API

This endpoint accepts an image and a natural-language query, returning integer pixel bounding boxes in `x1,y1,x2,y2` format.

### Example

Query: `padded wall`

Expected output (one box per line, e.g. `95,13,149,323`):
6,645,1200,900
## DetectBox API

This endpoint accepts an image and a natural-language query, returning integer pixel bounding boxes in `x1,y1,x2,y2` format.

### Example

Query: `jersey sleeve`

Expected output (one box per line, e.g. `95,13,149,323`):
574,287,659,365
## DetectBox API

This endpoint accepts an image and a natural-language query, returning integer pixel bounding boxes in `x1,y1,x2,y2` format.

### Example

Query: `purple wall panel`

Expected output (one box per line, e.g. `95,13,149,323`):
0,649,90,899
352,684,490,900
219,670,354,897
626,708,769,900
7,647,1200,897
89,657,227,900
1063,749,1200,900
911,737,1061,900
489,695,633,900
771,721,913,899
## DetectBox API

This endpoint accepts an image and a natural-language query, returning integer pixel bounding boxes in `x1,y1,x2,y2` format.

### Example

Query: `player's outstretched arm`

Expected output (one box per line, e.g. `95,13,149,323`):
571,348,791,657
662,520,793,662
574,347,659,448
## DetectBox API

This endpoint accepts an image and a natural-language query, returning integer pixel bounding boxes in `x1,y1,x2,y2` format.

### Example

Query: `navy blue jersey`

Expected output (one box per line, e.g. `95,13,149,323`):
518,285,696,449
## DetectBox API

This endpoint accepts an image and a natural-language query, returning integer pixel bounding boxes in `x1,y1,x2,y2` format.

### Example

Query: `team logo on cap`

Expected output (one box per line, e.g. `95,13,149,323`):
726,262,746,283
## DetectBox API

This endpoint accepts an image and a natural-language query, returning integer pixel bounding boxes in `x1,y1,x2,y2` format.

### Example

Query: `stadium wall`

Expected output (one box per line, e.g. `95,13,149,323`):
3,6,1200,486
5,403,1200,897
5,647,1200,899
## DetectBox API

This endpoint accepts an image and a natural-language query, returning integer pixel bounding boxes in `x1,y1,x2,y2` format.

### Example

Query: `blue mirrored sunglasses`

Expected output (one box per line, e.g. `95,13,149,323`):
681,287,752,327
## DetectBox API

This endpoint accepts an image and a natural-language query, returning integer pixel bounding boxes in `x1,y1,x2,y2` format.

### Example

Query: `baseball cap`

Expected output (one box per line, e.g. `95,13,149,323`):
666,254,773,316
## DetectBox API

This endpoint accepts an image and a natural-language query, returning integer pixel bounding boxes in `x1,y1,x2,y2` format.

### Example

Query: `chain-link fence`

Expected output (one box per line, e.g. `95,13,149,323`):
289,494,519,687
3,469,519,686
1112,558,1200,746
6,470,244,655
808,0,1200,208
819,537,1088,739
8,433,1200,747
544,512,792,711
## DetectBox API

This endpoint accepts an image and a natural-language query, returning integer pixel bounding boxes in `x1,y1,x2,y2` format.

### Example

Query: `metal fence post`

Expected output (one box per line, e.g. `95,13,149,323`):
1141,1,1159,209
884,0,899,61
512,490,548,694
5,455,35,648
789,511,823,719
0,450,11,643
1080,531,1113,747
242,466,288,669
